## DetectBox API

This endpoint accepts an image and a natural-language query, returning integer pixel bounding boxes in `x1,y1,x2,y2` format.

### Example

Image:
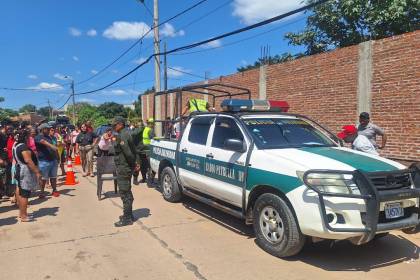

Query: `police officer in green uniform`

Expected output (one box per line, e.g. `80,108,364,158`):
141,118,155,184
112,116,138,227
131,119,144,185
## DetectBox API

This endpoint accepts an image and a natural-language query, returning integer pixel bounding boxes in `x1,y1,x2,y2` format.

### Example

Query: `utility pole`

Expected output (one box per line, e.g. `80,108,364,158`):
71,80,76,125
163,41,168,120
153,0,162,136
47,99,52,119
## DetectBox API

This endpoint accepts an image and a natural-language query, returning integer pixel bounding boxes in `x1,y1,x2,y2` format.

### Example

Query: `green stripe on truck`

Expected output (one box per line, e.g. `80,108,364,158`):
299,147,398,172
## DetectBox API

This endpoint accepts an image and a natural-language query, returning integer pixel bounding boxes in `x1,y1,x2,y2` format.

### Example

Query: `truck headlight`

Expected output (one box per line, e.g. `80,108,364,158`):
297,171,360,195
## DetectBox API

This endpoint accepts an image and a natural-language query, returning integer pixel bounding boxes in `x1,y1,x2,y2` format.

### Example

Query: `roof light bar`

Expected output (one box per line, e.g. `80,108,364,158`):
221,99,289,113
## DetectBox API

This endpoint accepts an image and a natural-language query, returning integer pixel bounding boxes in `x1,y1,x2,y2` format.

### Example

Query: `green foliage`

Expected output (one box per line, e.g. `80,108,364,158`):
97,102,127,119
237,53,296,72
285,0,420,55
37,106,52,118
0,108,18,122
66,101,138,127
19,104,37,113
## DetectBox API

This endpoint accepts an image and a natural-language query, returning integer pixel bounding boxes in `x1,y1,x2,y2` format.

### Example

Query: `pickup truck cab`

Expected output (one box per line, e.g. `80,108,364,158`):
150,99,420,257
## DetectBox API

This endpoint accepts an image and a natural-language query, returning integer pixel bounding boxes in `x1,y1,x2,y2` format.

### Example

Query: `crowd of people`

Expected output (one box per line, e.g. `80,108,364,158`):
0,117,156,224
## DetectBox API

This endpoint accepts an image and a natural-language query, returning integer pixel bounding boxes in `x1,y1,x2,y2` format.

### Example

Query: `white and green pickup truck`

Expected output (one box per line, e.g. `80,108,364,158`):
149,99,420,257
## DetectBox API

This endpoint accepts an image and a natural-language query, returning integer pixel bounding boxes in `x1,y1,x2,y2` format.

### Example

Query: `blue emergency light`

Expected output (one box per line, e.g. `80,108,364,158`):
221,99,290,113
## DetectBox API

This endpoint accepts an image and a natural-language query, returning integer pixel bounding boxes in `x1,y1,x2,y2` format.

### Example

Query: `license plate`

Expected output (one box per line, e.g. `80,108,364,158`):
384,203,404,219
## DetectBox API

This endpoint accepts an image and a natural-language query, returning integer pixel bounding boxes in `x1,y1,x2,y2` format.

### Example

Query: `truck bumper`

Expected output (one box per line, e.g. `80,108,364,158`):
288,164,420,242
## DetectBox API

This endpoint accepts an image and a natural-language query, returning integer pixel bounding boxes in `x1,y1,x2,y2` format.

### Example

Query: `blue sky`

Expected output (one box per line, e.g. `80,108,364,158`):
0,0,307,110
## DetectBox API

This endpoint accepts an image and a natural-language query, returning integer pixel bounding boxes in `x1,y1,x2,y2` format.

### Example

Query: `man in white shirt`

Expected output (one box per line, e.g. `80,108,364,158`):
337,125,379,155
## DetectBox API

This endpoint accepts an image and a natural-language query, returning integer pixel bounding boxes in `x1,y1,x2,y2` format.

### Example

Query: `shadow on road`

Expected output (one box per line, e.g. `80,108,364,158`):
0,216,18,226
289,234,419,271
0,203,17,215
58,188,76,197
182,197,254,237
31,207,59,219
133,208,151,221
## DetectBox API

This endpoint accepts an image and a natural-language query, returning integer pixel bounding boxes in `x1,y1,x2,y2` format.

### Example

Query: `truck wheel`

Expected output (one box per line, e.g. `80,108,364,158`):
253,193,305,258
160,167,182,202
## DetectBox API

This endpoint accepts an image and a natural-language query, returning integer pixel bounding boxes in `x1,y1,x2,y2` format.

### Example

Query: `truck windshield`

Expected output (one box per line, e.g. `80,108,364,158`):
243,118,336,149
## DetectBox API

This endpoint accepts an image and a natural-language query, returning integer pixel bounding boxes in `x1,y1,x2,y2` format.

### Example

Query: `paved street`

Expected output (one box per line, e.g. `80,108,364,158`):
0,169,419,280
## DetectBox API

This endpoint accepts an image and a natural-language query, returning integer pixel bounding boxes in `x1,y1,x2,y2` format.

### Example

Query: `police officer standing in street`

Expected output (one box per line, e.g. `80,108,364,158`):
131,119,144,185
141,118,156,184
112,116,138,227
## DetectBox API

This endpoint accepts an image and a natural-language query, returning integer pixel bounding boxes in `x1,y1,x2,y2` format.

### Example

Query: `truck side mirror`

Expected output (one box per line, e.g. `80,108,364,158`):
224,139,246,153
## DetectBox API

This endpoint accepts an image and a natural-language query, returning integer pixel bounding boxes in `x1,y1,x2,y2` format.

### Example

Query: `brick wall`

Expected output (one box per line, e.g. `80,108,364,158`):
142,30,420,161
370,31,420,161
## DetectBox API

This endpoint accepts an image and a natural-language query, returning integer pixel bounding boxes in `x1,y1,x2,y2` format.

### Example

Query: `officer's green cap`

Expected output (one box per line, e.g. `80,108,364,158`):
112,116,126,125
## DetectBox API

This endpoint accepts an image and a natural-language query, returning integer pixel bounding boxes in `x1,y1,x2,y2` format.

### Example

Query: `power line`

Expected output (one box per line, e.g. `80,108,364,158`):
75,0,209,86
172,16,307,56
141,0,154,18
75,0,328,96
167,66,206,79
56,95,72,110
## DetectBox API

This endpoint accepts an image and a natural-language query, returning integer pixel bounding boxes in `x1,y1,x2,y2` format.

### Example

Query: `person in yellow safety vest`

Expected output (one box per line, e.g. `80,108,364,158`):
181,98,212,116
140,118,155,183
142,118,154,146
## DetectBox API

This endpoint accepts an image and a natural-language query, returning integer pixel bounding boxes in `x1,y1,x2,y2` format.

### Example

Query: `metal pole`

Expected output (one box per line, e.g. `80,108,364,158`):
47,99,52,120
71,80,76,125
164,42,168,120
153,0,162,136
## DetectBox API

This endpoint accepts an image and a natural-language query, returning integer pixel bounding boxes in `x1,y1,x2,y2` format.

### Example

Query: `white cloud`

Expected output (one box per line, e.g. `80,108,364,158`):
103,21,153,40
167,66,189,78
53,73,67,80
27,74,38,80
160,23,185,38
202,39,222,49
69,27,82,37
87,29,97,37
102,89,128,96
133,57,147,65
30,82,63,91
72,56,79,62
232,0,301,24
76,71,82,75
91,69,98,75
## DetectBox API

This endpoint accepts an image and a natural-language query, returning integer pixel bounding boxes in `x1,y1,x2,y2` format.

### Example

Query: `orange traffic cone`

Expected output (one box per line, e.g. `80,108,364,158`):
65,159,78,185
74,154,81,166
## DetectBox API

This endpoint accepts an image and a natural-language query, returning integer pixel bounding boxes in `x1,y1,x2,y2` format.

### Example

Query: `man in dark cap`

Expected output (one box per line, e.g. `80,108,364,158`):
358,112,387,150
112,116,138,227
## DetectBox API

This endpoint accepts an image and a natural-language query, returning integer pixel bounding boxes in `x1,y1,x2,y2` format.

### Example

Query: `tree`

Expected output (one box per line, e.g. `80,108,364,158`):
285,0,420,55
37,106,52,118
19,104,37,113
0,97,4,103
97,102,126,119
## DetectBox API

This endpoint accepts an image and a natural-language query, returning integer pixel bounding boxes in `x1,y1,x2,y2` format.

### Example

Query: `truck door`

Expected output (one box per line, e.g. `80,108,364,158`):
178,116,214,190
203,116,248,207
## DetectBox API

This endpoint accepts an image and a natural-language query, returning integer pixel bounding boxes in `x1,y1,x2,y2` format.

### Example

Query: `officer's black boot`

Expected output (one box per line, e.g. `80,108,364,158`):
114,215,133,227
119,214,135,221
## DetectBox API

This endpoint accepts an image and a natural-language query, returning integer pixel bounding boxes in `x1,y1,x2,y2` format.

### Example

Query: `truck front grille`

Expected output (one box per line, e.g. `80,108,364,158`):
369,173,412,191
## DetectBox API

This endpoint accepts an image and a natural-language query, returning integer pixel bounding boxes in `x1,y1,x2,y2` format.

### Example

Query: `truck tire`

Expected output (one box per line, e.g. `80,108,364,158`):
160,167,182,203
253,193,305,258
